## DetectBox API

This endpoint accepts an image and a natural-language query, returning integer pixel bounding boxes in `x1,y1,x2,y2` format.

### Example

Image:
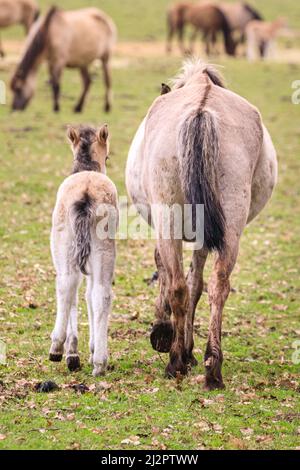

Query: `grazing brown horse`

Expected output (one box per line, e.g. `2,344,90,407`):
11,6,117,113
0,0,39,57
126,60,277,389
166,2,236,56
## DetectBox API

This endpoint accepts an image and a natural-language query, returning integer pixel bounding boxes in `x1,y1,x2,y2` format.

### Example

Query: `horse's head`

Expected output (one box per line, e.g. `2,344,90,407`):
11,73,36,111
68,125,110,174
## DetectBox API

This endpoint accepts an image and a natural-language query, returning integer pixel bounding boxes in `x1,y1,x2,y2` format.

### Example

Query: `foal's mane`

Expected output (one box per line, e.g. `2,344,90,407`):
171,59,226,89
72,127,101,174
12,6,58,82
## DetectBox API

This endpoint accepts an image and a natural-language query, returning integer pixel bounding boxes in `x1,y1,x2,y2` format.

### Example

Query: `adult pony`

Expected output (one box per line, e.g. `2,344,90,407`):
126,60,277,390
167,2,236,56
0,0,39,57
11,6,117,112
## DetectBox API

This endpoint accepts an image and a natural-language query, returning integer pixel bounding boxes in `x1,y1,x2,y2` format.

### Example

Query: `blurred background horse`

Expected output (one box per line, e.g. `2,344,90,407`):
0,0,39,57
11,6,117,112
167,1,263,56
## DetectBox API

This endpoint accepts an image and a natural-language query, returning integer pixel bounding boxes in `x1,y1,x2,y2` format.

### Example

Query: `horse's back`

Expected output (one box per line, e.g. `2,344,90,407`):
48,8,116,66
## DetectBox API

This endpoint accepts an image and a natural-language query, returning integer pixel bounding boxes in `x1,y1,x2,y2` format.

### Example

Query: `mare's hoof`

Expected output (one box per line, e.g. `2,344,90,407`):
150,321,174,353
104,103,111,113
204,377,225,391
66,355,81,372
49,353,63,362
204,355,224,390
165,358,188,379
188,353,198,368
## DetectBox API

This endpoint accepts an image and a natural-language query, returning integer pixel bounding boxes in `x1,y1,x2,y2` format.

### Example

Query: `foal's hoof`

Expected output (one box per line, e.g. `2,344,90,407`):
66,355,81,372
92,364,107,377
150,321,174,353
49,353,63,362
104,103,111,113
74,105,82,113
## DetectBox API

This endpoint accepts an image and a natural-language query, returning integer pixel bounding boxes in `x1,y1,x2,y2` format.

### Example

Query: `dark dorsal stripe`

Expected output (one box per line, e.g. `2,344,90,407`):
243,3,263,21
72,127,101,174
13,7,58,82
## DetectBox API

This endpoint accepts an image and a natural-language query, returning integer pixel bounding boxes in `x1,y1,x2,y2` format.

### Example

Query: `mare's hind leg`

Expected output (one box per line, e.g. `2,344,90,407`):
186,248,208,367
150,247,173,353
158,239,190,378
204,236,239,390
101,54,112,113
74,67,92,113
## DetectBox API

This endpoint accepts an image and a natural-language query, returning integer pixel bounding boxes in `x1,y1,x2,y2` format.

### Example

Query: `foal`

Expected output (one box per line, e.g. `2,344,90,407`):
49,125,118,377
246,17,287,61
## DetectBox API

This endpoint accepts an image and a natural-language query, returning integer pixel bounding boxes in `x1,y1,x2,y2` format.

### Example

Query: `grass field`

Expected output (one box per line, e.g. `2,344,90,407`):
0,0,300,450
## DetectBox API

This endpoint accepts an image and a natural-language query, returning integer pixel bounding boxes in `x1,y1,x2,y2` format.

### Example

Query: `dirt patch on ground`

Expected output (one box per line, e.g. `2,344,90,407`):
1,39,300,68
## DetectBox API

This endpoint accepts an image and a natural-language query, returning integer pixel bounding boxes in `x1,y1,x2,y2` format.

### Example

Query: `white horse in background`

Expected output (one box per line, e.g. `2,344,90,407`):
246,17,287,61
49,125,118,377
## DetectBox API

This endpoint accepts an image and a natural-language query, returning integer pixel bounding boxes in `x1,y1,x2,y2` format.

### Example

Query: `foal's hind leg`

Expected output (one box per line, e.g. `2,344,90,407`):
204,238,239,390
86,276,95,365
150,247,173,353
90,240,115,377
65,284,82,371
74,67,92,113
49,270,81,364
186,248,208,367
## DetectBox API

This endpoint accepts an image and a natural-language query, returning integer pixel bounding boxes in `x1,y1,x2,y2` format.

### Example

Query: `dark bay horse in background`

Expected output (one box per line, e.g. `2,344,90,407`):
11,6,117,112
167,2,236,55
126,60,277,390
167,2,262,55
0,0,39,57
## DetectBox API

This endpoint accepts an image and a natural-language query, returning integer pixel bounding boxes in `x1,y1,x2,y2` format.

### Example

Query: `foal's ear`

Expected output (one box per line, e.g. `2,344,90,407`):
67,126,79,145
161,83,171,95
98,124,109,145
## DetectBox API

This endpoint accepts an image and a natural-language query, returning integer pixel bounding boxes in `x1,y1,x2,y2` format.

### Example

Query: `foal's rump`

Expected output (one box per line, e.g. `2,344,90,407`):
52,172,118,275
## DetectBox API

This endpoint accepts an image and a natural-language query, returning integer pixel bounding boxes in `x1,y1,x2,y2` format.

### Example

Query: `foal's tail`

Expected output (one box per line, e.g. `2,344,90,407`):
178,110,225,252
72,193,94,275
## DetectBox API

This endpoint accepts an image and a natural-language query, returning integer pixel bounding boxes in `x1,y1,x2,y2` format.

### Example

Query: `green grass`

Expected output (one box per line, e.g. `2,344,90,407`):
2,0,300,42
0,0,300,451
